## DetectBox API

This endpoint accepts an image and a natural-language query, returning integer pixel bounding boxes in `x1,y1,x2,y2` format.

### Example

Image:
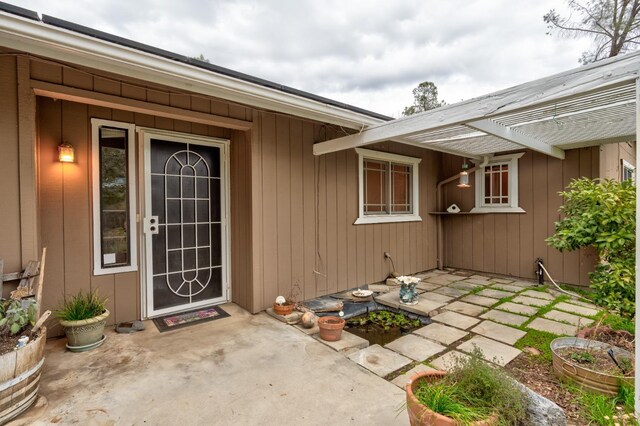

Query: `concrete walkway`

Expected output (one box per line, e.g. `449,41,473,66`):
16,304,408,425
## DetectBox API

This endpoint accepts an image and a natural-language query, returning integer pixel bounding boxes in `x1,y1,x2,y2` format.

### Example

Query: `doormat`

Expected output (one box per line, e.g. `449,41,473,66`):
152,306,229,332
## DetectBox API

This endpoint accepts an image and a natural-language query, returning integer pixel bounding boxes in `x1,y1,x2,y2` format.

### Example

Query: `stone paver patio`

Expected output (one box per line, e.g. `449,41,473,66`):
289,268,604,391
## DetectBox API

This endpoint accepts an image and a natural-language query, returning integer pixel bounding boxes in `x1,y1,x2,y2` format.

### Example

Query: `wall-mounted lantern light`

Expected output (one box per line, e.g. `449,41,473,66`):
58,142,75,163
457,160,470,188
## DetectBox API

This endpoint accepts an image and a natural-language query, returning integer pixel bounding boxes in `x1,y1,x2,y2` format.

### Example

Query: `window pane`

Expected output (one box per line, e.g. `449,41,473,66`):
483,163,510,205
364,160,387,214
391,163,411,213
99,127,130,268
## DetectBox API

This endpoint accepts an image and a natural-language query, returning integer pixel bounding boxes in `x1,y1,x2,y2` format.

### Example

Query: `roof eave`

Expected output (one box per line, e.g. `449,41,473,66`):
0,11,388,129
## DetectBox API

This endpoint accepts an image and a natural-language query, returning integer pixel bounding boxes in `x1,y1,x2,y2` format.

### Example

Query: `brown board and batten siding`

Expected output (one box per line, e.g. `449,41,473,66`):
599,141,636,181
250,117,440,311
440,148,599,287
30,57,254,330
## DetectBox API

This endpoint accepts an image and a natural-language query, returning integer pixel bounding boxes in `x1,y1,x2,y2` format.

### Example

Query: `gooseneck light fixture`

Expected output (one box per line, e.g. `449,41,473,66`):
58,142,75,163
457,159,470,188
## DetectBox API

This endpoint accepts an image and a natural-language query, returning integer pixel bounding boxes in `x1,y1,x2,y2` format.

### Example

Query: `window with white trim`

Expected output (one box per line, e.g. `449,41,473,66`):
355,148,421,224
91,119,138,275
621,159,635,183
470,153,525,213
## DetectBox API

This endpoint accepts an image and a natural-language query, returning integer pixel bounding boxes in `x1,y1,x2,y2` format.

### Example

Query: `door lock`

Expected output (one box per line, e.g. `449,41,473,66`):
144,216,159,235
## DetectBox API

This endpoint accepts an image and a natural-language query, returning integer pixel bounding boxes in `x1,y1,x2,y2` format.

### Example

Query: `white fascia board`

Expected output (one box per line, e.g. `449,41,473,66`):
0,12,385,130
314,52,640,155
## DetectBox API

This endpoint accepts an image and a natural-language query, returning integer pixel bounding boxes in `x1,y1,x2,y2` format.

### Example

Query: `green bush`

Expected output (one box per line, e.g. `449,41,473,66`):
546,178,635,317
55,289,107,321
0,299,38,335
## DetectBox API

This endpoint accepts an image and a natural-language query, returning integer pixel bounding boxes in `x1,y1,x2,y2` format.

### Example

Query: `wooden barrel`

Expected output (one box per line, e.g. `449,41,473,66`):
0,327,46,424
551,336,634,396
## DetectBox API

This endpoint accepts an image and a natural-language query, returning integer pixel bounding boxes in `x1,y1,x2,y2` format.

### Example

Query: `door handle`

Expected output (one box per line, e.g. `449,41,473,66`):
144,216,159,234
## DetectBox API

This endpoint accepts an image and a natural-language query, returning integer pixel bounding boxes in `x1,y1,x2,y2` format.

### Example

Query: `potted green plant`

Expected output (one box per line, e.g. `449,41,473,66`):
56,290,109,352
0,299,47,423
405,350,525,425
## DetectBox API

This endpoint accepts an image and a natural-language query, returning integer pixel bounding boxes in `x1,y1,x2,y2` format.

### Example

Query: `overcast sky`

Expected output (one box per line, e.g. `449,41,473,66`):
16,0,593,117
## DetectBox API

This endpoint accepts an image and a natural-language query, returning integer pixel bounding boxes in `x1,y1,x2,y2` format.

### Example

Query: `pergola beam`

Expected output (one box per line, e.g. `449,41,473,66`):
466,119,565,159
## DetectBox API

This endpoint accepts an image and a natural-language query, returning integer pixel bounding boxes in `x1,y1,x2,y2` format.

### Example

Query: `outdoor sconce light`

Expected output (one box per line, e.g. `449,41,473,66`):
58,142,75,163
457,160,470,188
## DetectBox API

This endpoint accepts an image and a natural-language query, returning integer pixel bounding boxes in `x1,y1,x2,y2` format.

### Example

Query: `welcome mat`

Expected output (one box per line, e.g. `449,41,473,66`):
152,306,229,332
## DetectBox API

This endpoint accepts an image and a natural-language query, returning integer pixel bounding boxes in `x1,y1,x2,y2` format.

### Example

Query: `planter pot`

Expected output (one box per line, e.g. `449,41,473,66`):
551,337,634,396
400,283,419,305
317,316,345,341
273,303,294,316
406,370,496,426
0,326,47,424
60,310,109,352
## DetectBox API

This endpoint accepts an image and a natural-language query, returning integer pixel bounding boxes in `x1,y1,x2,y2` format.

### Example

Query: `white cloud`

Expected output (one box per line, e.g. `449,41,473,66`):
17,0,593,117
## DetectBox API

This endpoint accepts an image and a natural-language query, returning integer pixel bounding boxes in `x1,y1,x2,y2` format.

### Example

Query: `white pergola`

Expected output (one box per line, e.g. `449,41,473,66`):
314,50,640,415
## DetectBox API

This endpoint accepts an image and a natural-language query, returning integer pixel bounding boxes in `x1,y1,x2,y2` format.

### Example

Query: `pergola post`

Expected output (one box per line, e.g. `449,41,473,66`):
635,76,639,418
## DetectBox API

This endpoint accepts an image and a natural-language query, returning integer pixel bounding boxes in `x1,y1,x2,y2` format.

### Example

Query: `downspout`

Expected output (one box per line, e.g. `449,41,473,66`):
435,156,489,270
634,77,639,418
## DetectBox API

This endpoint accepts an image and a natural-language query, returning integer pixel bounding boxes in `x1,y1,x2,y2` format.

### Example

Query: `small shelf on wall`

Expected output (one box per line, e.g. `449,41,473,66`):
429,210,526,215
429,212,478,215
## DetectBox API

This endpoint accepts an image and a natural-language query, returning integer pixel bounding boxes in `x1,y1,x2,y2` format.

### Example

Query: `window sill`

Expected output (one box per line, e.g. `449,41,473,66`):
469,207,526,214
354,215,422,225
93,265,138,276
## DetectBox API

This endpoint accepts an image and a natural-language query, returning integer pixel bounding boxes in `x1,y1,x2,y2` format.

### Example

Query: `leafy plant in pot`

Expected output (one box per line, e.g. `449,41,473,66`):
405,349,525,425
56,290,109,352
0,298,48,423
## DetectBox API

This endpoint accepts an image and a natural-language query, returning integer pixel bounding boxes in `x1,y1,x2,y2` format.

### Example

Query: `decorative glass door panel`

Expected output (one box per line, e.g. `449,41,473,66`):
143,135,227,316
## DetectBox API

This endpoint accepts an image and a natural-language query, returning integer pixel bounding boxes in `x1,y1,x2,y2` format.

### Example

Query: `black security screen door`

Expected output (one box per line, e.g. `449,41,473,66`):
146,137,225,314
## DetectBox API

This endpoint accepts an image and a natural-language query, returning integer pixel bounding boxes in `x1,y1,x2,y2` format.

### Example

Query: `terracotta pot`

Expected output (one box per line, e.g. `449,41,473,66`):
317,316,345,341
273,303,294,316
406,371,496,426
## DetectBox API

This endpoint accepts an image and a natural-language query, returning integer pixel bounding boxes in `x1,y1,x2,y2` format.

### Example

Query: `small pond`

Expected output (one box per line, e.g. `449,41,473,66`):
345,310,424,346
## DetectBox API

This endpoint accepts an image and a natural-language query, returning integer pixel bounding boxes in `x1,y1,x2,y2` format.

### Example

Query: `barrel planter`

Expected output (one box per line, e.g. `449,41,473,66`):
406,370,496,426
59,310,109,352
551,337,634,396
0,326,46,424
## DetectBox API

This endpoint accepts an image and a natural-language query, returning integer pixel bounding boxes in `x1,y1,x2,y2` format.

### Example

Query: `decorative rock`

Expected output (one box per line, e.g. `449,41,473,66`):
522,346,541,356
301,312,317,328
516,381,567,426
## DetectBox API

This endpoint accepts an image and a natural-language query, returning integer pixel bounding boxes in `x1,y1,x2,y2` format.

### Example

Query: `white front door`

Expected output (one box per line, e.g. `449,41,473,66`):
141,130,229,318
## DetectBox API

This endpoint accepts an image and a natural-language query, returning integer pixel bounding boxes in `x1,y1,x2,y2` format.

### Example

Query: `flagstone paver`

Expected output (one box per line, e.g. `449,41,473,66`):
554,302,599,317
416,281,442,292
425,275,464,285
399,298,446,317
433,286,468,298
511,280,536,288
450,282,481,292
414,272,439,279
348,344,412,377
512,295,552,307
293,322,320,335
460,294,499,307
564,299,598,310
471,320,527,345
368,284,390,293
491,283,522,293
430,351,471,371
495,302,538,316
443,301,485,316
544,310,594,327
521,290,555,300
315,330,369,353
390,364,437,388
457,336,522,366
373,289,402,309
420,292,454,303
470,275,491,281
463,278,493,286
480,309,529,326
413,323,469,346
492,278,515,284
431,311,480,330
385,334,447,361
527,318,577,336
476,288,513,299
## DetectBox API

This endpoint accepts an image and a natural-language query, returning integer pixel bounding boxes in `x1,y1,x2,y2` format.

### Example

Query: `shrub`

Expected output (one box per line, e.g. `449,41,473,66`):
0,299,38,335
546,178,635,317
55,289,107,321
